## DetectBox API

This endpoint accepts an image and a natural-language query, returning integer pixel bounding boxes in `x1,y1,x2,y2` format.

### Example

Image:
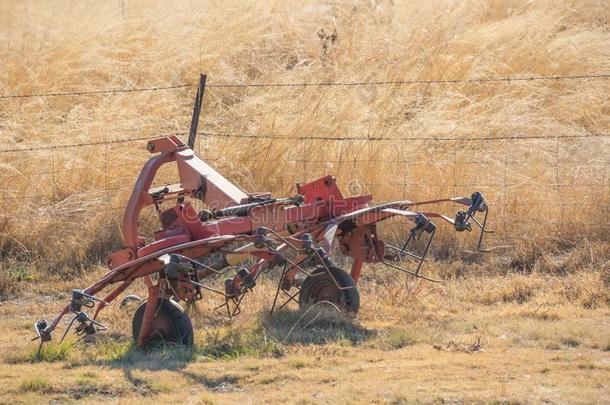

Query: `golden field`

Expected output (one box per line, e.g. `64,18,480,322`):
0,0,609,403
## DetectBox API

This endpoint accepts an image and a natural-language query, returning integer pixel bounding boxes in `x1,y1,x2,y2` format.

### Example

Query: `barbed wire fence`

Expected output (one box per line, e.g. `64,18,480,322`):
1,72,609,99
1,72,609,234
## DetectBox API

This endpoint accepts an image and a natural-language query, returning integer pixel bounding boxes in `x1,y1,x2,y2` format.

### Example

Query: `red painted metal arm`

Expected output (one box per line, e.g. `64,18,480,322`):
122,151,177,248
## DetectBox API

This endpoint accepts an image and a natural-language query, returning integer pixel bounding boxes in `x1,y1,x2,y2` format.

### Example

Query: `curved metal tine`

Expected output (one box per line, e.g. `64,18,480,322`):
81,313,107,330
214,297,238,319
281,256,318,278
470,213,495,233
381,261,442,283
213,300,230,313
188,279,233,298
269,260,303,314
270,264,288,314
276,289,300,312
230,294,245,319
311,248,357,291
415,228,435,276
225,300,233,318
475,210,491,252
399,233,413,255
60,315,79,343
35,340,44,360
385,244,428,262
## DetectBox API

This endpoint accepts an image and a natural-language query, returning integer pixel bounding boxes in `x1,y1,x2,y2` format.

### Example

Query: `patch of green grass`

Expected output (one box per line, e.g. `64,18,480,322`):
0,264,36,299
290,359,308,369
10,265,35,282
27,341,72,362
19,377,53,393
88,337,132,362
375,329,417,350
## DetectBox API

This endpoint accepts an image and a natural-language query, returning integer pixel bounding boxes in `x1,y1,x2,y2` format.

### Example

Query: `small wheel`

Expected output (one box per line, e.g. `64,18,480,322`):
299,266,360,313
132,298,193,346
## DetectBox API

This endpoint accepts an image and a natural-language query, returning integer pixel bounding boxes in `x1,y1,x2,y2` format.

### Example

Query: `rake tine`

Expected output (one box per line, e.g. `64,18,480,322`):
385,244,428,262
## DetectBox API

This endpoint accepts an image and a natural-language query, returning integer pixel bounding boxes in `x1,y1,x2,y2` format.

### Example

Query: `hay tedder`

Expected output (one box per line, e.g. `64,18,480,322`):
33,75,492,350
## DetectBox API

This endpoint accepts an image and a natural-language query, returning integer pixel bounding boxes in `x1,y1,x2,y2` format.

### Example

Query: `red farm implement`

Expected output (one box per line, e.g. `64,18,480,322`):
33,75,492,351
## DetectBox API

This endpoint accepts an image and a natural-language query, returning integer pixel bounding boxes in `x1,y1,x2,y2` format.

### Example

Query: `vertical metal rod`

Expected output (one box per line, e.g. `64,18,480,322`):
399,233,413,258
178,74,207,205
188,74,207,149
415,228,435,276
270,265,288,314
476,209,489,251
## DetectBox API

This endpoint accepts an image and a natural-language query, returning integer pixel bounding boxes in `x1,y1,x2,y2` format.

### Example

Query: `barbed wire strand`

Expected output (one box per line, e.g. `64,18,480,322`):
1,72,609,99
1,131,608,154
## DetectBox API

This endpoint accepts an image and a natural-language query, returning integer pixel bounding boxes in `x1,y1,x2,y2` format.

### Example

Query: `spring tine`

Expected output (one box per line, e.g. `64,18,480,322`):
35,340,44,361
312,247,356,291
471,212,495,233
415,228,435,276
270,265,288,314
382,261,442,283
399,233,413,259
276,289,300,311
60,315,78,344
385,244,428,262
476,210,490,252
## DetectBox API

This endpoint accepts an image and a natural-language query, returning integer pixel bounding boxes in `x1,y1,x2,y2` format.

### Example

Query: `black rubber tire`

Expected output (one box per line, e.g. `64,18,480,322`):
299,266,360,313
132,298,193,347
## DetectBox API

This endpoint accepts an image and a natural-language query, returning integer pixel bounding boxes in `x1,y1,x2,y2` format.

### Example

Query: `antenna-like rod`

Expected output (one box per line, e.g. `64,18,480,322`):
187,74,207,149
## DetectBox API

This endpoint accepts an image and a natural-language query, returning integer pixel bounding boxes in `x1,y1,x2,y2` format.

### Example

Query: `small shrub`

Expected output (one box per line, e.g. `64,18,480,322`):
10,265,35,281
0,264,35,300
376,329,417,350
560,337,580,348
26,341,72,362
0,270,18,299
501,280,535,304
86,336,132,362
19,377,53,393
290,359,308,369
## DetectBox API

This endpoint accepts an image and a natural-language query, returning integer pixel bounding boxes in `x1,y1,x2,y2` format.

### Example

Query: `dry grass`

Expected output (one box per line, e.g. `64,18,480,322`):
0,0,609,276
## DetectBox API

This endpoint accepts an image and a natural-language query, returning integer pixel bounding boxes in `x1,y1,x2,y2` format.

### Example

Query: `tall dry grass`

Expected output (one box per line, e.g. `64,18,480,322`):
0,0,609,276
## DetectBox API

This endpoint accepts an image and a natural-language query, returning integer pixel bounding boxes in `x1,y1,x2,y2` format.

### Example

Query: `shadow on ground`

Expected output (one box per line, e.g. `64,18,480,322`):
261,304,376,345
